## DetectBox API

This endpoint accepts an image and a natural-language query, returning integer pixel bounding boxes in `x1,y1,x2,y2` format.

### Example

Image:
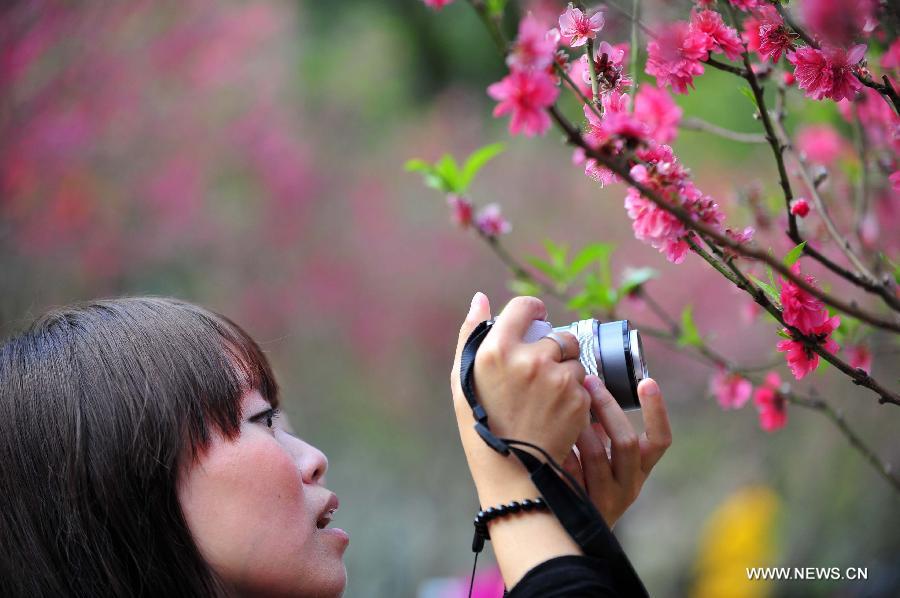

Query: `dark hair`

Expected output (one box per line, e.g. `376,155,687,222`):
0,297,279,597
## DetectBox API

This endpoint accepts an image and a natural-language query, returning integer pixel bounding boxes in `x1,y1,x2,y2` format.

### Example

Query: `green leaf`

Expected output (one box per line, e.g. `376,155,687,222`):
508,277,542,296
485,0,507,17
678,305,703,347
542,239,569,269
404,159,431,173
434,154,462,193
568,243,614,279
740,86,759,110
776,329,791,339
783,241,806,267
405,158,451,192
459,143,505,191
749,274,781,305
618,267,659,295
525,256,563,284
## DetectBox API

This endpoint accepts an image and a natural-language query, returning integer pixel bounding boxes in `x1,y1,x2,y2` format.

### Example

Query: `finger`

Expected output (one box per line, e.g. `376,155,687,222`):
451,292,492,395
561,448,585,488
531,331,581,364
637,378,672,473
575,416,613,492
491,296,547,347
585,375,640,492
559,357,587,386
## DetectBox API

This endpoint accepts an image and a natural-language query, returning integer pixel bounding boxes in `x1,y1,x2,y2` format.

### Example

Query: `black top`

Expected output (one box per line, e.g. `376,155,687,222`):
506,555,620,597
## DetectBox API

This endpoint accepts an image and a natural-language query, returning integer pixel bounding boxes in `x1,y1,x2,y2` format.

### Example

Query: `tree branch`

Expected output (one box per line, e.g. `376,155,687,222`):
546,104,900,334
773,3,900,115
686,237,900,407
468,211,900,490
680,116,767,143
726,9,900,312
785,390,900,492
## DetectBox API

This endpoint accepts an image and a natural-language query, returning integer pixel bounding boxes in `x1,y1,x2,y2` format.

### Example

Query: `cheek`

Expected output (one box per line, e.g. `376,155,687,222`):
179,432,315,581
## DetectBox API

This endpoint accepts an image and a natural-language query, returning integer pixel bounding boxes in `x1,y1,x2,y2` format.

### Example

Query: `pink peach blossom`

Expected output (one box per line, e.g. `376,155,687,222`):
780,263,829,333
728,0,759,11
757,21,795,63
777,316,840,379
423,0,454,10
475,203,511,237
487,69,559,136
846,344,872,373
753,372,786,432
690,9,744,61
801,0,875,47
507,14,558,72
624,148,724,263
634,85,682,143
710,369,753,410
882,39,900,71
558,3,604,48
581,41,632,93
788,44,866,102
446,194,472,228
645,21,709,94
796,124,846,165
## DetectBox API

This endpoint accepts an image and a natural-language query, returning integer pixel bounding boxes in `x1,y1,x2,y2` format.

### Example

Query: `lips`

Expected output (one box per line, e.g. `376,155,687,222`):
316,493,339,530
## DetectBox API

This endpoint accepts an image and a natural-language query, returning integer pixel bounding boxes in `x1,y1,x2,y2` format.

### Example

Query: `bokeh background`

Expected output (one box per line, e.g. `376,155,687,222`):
2,1,898,596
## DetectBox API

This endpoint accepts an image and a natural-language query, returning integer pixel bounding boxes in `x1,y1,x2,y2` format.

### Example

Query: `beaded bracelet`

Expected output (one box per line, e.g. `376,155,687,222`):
473,497,548,542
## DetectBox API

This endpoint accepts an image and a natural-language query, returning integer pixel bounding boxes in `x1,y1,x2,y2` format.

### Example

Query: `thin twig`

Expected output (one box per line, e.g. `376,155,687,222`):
772,115,882,287
465,2,900,401
785,390,900,492
555,62,603,121
686,237,900,407
547,104,900,334
704,56,747,77
585,38,600,105
469,208,899,490
629,0,640,102
850,104,870,244
601,0,653,36
680,117,767,143
725,4,900,312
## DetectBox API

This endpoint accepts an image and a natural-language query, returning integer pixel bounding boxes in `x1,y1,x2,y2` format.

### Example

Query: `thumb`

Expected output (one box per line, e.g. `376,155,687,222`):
455,292,492,361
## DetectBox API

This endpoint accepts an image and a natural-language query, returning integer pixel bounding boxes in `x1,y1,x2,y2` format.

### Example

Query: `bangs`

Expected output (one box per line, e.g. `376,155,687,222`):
27,296,280,457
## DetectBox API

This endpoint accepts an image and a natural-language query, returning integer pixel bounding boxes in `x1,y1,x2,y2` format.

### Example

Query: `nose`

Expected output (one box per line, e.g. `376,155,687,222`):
280,431,328,485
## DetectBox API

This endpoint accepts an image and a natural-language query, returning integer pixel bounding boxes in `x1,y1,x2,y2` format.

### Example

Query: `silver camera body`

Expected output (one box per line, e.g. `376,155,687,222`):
523,319,648,411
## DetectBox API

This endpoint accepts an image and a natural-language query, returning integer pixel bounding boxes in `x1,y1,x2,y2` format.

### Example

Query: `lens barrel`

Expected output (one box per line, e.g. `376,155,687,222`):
522,319,648,411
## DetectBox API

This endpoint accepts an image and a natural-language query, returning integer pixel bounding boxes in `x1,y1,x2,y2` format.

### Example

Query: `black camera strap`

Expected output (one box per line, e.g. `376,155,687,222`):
459,319,648,597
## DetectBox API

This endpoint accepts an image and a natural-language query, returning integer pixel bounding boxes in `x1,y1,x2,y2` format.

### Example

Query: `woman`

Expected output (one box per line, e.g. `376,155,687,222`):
0,294,669,596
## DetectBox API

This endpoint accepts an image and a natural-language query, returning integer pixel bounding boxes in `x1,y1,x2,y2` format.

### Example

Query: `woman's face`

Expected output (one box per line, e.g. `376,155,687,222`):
178,390,349,597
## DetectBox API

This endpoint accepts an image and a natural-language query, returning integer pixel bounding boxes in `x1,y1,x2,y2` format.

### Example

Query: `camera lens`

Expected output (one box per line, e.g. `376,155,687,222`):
523,319,648,411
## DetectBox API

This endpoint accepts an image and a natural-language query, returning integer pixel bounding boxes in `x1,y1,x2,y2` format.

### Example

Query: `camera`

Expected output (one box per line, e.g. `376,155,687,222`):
523,319,648,411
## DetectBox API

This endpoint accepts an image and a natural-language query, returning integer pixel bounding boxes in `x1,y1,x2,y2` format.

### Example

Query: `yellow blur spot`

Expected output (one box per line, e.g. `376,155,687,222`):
690,486,781,598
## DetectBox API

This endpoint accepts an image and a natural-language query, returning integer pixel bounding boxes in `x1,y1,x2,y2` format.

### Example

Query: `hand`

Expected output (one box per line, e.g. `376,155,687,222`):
451,292,586,586
451,294,591,469
562,375,672,529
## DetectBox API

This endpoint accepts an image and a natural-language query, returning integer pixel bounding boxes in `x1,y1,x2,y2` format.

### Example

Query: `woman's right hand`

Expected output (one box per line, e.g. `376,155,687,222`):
451,294,591,468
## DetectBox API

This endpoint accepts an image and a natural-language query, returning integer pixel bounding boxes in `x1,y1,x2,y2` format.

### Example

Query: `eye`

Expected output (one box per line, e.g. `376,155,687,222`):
250,407,281,430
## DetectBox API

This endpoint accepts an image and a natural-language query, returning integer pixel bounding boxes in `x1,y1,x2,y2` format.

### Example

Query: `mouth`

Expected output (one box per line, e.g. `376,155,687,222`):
316,493,339,530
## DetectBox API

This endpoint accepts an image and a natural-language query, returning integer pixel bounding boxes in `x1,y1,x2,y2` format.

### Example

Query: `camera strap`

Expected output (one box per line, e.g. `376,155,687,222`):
459,319,648,597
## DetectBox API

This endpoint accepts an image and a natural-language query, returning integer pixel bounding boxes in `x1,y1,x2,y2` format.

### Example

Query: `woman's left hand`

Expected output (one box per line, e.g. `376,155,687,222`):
561,375,672,529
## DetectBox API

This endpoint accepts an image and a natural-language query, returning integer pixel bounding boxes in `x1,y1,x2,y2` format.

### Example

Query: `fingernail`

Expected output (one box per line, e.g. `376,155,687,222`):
585,375,602,394
642,378,659,397
468,292,483,315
